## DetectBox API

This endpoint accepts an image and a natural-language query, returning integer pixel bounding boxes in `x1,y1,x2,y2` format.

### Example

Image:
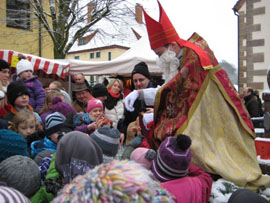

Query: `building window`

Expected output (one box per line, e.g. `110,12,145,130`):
90,53,94,59
74,56,80,59
96,52,101,58
78,38,87,46
90,76,94,86
108,52,111,61
6,0,30,30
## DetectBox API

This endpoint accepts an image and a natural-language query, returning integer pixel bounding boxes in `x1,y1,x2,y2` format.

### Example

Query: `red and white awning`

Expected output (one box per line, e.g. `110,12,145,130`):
0,50,70,78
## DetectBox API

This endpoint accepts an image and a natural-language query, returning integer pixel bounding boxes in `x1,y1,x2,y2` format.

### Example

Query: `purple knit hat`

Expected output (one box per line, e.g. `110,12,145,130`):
151,134,192,182
51,97,76,117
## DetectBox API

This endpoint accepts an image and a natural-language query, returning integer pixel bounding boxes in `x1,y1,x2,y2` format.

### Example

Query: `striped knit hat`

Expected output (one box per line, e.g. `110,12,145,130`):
52,160,174,203
151,134,192,182
0,129,29,162
0,186,30,203
44,112,66,137
90,126,120,159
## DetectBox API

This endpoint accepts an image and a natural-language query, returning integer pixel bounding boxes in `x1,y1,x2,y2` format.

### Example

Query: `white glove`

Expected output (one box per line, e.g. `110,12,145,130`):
125,90,139,112
143,113,154,130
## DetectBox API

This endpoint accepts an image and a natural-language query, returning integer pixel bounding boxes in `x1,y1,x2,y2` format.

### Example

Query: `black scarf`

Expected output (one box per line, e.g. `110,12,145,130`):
104,93,123,110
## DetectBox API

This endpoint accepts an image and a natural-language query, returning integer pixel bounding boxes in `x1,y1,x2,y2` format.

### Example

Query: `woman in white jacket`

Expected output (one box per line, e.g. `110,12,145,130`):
104,79,125,144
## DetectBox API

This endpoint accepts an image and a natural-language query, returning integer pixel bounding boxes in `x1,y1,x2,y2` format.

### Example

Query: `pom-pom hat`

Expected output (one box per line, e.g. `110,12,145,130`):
151,134,192,182
130,147,156,169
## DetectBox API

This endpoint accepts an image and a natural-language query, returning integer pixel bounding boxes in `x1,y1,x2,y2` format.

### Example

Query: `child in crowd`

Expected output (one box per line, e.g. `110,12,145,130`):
15,59,45,112
74,98,111,134
90,125,120,163
39,90,76,124
31,112,66,158
31,131,103,203
151,134,213,203
0,186,30,202
48,81,71,104
0,155,40,198
3,80,34,121
39,90,64,122
130,147,156,169
10,110,44,152
0,129,29,162
52,160,173,203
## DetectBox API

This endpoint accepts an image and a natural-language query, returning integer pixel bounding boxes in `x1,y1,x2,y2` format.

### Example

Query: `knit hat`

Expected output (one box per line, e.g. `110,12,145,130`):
228,188,268,203
0,59,10,71
55,131,103,183
91,83,108,98
0,155,41,197
72,82,89,92
131,62,150,80
130,147,156,169
7,80,30,106
0,186,30,203
51,97,76,117
44,112,66,137
16,59,33,76
52,160,174,203
90,126,120,158
34,150,54,166
87,98,103,112
151,134,192,182
0,129,29,162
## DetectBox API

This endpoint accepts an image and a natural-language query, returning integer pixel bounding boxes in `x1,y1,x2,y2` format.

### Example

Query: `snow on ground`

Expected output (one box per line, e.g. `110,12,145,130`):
209,156,270,203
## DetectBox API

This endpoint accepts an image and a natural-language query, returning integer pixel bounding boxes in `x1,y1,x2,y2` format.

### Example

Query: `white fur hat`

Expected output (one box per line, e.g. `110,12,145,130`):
16,59,33,76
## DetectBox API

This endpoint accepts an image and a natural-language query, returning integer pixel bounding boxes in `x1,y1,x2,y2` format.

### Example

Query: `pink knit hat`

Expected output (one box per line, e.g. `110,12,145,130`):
130,147,156,169
87,98,103,112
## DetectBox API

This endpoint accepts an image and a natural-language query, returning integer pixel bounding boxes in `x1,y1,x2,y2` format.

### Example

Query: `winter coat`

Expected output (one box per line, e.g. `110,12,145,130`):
244,94,260,117
30,136,57,158
74,112,95,134
2,104,34,121
104,93,124,129
72,100,87,113
118,82,155,135
161,164,212,203
13,75,45,112
31,153,61,203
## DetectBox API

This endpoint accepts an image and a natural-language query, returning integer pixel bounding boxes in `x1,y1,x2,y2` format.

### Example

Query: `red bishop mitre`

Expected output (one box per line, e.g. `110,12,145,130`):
143,1,213,70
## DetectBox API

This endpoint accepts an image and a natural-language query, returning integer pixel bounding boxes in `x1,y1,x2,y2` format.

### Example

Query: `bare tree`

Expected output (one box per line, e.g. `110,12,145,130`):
26,0,135,59
220,60,238,85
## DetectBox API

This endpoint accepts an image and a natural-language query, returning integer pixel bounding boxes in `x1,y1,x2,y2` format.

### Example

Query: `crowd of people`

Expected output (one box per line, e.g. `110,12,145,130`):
0,1,269,203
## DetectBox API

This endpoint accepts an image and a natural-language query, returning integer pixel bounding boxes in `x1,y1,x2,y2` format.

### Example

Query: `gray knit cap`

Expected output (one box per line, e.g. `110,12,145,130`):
0,155,41,197
90,126,120,157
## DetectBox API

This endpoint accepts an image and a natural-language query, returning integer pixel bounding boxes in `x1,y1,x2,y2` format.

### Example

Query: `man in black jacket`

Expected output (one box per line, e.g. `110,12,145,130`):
243,87,260,117
118,62,155,142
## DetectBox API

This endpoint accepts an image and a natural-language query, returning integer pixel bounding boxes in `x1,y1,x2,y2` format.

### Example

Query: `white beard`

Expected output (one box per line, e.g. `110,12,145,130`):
157,49,180,84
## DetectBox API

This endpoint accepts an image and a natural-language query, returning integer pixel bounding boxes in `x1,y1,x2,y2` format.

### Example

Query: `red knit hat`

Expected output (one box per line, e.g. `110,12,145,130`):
143,1,213,70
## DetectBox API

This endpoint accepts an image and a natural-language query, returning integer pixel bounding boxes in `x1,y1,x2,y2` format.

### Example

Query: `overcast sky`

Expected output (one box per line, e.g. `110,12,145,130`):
138,0,238,67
